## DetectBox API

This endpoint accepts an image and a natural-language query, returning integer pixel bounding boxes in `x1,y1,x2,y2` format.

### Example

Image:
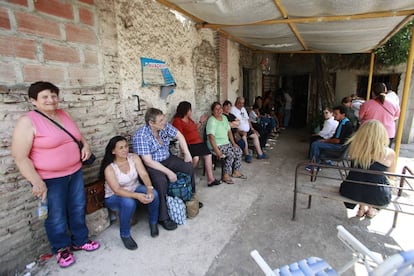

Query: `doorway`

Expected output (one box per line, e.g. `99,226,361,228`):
280,74,310,128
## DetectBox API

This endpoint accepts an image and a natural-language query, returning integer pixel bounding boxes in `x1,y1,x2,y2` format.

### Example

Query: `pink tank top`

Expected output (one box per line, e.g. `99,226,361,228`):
105,154,140,198
27,110,82,179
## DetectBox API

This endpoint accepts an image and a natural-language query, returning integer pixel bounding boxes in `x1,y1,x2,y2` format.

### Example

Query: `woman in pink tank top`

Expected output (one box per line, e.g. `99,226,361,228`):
11,81,100,268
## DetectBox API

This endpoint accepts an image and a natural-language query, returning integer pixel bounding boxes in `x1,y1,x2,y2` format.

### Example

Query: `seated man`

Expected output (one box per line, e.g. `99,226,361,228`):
230,96,267,163
132,108,199,231
307,105,353,171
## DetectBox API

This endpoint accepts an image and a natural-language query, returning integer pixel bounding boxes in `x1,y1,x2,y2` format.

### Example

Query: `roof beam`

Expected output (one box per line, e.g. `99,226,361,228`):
202,9,414,28
375,16,414,49
273,0,308,51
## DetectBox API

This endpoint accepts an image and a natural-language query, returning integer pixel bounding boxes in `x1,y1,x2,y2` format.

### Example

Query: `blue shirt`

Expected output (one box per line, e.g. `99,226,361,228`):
132,123,178,162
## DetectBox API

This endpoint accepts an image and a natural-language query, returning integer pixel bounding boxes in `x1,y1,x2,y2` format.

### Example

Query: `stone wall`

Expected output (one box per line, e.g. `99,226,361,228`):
0,0,232,274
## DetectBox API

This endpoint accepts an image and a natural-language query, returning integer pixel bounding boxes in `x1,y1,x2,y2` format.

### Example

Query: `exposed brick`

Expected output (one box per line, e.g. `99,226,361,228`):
0,8,11,30
0,36,37,60
68,66,100,86
84,48,98,64
66,23,97,45
16,11,61,39
23,64,65,84
78,0,94,5
79,7,94,26
3,0,28,7
0,61,16,83
43,42,80,63
34,0,74,20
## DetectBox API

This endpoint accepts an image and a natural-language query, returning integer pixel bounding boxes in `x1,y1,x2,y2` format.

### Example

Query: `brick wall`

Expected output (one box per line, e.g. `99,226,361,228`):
216,33,228,102
0,0,233,274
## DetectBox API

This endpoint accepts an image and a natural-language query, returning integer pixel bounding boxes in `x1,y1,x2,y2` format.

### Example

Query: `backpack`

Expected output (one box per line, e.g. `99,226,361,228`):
167,172,192,201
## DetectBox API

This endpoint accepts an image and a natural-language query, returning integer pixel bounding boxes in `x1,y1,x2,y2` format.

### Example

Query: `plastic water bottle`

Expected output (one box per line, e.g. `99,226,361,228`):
37,198,48,219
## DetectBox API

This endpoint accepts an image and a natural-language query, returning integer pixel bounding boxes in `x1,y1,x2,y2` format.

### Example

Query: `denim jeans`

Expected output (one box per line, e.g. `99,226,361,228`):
43,169,88,253
309,141,342,163
105,185,159,237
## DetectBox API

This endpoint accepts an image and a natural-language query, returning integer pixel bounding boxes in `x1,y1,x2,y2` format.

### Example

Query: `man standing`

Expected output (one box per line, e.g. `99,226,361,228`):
230,97,267,163
307,105,353,171
133,108,198,231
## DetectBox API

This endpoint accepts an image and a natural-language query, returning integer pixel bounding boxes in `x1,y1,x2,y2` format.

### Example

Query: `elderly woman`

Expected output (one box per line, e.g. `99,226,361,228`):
206,102,246,184
99,136,160,250
11,81,100,268
340,120,395,218
172,101,221,187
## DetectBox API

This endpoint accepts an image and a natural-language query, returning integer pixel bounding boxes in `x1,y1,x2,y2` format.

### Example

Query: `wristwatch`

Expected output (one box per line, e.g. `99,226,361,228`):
146,185,154,189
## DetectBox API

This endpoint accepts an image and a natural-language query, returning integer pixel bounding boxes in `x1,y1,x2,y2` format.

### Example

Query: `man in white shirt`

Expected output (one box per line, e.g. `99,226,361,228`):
231,97,267,163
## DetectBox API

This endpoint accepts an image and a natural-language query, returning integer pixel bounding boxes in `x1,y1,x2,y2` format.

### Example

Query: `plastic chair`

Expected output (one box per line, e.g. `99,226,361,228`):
250,225,414,276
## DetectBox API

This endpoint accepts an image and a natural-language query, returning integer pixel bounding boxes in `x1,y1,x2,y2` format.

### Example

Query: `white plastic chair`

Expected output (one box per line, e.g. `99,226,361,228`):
250,225,414,276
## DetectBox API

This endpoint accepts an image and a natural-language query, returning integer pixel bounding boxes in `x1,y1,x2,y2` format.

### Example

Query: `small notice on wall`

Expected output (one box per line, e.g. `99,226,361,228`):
140,57,175,86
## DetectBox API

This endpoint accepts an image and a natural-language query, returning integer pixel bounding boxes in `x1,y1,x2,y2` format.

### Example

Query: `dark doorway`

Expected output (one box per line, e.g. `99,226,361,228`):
280,75,310,128
242,68,251,106
357,74,401,99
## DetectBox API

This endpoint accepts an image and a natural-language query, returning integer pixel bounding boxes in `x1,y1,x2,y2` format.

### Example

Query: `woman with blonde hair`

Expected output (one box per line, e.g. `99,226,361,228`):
339,120,395,218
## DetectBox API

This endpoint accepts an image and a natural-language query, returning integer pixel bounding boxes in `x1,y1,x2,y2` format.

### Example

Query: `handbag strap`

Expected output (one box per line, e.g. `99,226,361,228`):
375,99,394,116
34,109,82,149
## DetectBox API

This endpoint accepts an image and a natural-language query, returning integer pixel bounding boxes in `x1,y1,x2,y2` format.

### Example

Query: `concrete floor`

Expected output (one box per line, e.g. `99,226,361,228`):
30,129,414,276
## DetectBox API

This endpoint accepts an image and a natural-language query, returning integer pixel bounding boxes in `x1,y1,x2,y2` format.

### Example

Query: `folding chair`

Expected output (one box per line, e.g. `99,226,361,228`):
250,225,414,276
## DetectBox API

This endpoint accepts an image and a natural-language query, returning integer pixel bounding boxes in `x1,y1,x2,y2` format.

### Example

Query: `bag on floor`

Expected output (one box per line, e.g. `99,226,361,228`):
166,196,186,225
167,172,192,201
85,180,105,214
185,193,199,218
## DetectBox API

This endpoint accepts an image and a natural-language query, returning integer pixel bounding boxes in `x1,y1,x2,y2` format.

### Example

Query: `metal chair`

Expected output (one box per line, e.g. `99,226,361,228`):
250,225,414,276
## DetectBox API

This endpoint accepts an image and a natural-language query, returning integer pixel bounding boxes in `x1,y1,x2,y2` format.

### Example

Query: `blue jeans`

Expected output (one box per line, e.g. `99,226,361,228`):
44,169,88,253
309,141,342,163
105,185,159,237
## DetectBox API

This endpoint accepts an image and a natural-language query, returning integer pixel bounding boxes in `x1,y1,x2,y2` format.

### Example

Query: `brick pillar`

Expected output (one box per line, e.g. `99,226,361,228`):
216,33,228,102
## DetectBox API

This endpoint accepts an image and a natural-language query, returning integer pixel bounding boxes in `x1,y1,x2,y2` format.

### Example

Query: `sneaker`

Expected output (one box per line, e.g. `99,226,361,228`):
121,236,138,250
56,247,75,268
159,219,178,230
245,154,252,163
257,153,268,159
72,240,100,252
305,165,321,172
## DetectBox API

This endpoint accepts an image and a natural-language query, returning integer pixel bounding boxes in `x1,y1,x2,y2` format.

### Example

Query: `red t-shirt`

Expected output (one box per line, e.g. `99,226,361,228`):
172,117,202,144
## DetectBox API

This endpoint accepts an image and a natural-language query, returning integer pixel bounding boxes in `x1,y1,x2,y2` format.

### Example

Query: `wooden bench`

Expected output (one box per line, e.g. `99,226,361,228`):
292,162,414,228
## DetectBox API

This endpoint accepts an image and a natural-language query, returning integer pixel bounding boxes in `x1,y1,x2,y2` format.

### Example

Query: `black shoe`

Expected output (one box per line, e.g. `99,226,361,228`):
150,223,159,237
121,236,138,250
159,219,177,231
199,202,204,209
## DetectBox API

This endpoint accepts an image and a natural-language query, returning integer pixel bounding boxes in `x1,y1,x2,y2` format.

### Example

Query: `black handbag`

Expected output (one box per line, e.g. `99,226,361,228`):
34,110,96,165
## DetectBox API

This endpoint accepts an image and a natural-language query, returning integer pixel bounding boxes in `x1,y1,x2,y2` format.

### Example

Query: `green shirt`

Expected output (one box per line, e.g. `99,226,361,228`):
206,115,230,148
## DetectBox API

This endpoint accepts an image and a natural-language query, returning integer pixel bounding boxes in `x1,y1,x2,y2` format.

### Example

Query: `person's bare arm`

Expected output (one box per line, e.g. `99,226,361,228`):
132,154,154,198
208,134,224,158
176,130,192,163
11,115,47,201
104,163,152,204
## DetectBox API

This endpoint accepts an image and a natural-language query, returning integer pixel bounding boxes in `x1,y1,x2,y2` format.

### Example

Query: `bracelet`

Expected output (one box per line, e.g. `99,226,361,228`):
146,186,154,189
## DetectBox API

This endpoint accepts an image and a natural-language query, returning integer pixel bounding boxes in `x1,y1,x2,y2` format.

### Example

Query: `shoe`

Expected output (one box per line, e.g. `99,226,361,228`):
305,165,321,172
322,160,334,166
150,223,159,237
199,202,204,209
72,240,100,252
245,154,252,163
121,236,138,250
222,177,234,184
207,179,222,187
56,247,75,268
257,153,268,159
159,219,178,231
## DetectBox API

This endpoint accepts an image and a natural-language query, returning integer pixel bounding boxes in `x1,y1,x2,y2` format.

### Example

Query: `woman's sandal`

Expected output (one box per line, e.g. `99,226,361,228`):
222,178,234,184
232,173,247,180
207,179,222,187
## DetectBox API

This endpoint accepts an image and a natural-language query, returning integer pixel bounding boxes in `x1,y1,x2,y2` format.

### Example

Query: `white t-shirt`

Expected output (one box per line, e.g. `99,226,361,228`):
284,93,292,110
231,106,250,132
318,117,339,139
386,91,400,107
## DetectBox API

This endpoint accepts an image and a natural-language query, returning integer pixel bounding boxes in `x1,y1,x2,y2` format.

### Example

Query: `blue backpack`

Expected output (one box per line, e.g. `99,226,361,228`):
167,172,192,201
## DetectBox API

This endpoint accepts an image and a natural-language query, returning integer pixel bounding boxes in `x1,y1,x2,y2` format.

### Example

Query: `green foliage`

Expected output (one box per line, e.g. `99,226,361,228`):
375,21,413,66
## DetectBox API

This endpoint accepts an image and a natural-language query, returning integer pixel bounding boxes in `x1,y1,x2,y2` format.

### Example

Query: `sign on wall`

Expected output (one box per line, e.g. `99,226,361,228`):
140,57,175,86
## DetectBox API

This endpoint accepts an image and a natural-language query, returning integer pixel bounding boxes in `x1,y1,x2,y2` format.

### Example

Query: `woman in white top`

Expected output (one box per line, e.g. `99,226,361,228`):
99,136,160,250
308,107,339,158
